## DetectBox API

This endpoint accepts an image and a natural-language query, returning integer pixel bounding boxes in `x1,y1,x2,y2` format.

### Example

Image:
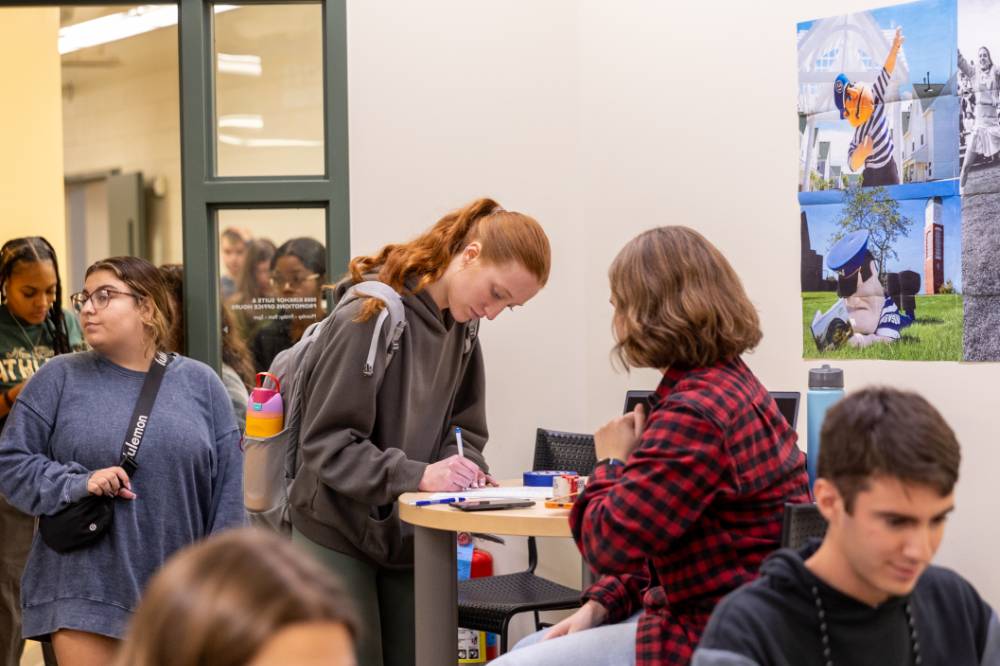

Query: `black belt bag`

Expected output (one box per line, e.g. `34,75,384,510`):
39,352,172,553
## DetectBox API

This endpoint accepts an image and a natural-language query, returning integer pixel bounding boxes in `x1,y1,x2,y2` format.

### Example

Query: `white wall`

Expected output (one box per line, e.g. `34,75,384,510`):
346,0,999,633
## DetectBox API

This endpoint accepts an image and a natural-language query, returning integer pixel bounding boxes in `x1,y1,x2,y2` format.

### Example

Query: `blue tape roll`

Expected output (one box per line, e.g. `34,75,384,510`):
523,470,578,487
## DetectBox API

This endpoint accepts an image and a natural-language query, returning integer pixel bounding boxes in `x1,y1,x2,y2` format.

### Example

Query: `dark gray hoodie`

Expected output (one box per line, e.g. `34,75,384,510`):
288,278,487,568
693,541,999,666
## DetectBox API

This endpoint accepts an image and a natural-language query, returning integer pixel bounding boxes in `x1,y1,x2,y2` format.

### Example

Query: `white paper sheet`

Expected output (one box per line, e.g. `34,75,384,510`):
403,486,552,504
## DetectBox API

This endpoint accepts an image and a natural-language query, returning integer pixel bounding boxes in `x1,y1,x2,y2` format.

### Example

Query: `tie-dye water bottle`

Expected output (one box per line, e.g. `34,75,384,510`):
246,372,284,438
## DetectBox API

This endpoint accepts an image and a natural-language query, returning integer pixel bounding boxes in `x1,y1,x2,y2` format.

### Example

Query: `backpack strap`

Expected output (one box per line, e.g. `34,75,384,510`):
339,281,407,377
275,281,408,491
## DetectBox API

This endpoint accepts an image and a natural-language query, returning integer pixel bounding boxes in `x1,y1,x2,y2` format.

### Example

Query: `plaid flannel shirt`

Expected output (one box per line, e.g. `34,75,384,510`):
572,357,811,665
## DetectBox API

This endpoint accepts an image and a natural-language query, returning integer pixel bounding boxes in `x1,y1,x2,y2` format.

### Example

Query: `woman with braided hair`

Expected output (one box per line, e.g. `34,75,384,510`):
0,236,83,666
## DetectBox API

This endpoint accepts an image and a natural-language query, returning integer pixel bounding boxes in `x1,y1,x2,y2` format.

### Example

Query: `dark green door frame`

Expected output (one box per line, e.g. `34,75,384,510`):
11,0,350,370
179,0,350,368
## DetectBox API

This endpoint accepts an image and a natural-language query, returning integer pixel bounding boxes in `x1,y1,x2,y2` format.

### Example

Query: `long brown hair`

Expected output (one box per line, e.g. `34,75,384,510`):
235,238,276,302
114,528,358,666
348,197,550,321
159,264,255,388
609,226,762,370
86,256,174,353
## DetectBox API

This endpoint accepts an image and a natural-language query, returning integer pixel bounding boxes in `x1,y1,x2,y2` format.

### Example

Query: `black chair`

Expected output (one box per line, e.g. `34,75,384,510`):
780,502,828,549
530,428,598,476
457,428,596,653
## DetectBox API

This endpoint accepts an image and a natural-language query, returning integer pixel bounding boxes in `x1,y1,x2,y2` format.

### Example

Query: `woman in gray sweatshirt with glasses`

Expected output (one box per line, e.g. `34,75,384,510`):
0,256,244,666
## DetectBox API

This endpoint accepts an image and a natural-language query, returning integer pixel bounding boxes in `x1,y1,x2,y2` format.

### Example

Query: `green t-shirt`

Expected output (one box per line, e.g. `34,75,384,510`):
0,305,84,394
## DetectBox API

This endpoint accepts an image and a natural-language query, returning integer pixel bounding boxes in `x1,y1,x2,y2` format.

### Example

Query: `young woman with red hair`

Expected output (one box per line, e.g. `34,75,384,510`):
288,197,551,666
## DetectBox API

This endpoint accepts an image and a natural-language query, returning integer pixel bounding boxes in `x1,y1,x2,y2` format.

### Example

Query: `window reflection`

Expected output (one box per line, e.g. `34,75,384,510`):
213,3,324,176
217,209,327,373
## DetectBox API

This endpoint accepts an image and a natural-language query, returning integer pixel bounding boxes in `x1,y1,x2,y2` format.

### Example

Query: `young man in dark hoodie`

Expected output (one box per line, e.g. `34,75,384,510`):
693,386,1000,666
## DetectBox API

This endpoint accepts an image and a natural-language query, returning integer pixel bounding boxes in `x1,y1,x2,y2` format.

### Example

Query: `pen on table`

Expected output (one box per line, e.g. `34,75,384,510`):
414,497,466,507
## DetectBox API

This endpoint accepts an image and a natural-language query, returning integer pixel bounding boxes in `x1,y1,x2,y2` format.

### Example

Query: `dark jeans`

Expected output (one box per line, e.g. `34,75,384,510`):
292,527,415,666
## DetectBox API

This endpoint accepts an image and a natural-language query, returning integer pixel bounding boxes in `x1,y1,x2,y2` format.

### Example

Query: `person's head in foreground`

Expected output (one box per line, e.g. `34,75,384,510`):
115,528,358,666
693,386,1000,666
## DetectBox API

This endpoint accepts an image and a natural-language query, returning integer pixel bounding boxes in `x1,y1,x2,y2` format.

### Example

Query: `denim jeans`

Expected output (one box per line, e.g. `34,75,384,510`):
291,527,415,666
490,612,641,666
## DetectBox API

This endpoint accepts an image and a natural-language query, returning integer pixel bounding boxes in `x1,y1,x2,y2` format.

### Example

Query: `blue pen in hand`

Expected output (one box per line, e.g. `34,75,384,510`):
414,497,466,507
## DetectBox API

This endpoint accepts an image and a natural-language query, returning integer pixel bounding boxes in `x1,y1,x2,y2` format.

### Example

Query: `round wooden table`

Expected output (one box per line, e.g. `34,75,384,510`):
399,483,572,666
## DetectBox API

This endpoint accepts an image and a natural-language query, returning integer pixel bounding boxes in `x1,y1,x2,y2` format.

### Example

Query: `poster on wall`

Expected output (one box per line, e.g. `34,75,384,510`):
957,0,1000,360
801,187,962,361
798,0,1000,361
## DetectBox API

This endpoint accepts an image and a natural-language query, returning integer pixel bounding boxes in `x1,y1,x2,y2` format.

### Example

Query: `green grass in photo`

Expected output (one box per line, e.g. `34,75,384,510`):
801,292,962,361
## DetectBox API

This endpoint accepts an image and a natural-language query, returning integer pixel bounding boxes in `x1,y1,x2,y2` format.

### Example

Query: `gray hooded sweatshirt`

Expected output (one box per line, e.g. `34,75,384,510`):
288,278,488,568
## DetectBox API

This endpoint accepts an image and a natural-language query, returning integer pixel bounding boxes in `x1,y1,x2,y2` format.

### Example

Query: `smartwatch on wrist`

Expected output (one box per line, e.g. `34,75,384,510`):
597,457,625,468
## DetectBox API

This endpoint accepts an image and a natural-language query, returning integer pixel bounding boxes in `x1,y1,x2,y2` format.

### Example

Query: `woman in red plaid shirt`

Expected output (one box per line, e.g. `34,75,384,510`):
495,226,811,666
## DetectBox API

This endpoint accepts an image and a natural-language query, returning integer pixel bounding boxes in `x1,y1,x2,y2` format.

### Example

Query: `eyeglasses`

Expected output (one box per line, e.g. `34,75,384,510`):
269,272,320,289
70,287,142,313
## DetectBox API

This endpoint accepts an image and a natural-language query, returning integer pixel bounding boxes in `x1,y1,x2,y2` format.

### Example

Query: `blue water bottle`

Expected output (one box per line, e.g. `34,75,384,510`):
807,364,845,489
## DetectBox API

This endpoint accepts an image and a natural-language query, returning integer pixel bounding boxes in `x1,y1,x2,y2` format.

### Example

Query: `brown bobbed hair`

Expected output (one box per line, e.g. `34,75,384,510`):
348,197,551,321
85,256,174,352
609,226,762,370
819,386,960,513
114,528,358,666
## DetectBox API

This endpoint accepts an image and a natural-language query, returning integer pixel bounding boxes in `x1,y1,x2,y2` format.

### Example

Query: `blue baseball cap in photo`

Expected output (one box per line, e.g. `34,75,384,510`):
827,230,870,274
833,73,850,119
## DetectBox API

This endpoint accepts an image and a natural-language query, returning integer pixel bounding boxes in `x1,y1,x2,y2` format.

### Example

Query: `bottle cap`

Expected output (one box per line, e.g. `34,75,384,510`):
809,364,844,389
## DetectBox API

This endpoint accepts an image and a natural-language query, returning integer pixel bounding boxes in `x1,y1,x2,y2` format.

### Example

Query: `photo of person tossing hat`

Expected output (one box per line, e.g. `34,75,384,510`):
834,27,904,187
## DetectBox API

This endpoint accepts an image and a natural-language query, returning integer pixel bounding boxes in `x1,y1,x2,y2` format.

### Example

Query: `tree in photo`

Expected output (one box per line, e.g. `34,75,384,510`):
829,181,913,278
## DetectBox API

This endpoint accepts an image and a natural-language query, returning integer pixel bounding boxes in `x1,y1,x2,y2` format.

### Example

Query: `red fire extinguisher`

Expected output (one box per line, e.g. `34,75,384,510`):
470,547,498,661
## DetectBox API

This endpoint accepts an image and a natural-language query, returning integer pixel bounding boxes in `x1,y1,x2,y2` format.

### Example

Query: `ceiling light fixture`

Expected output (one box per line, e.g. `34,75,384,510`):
218,114,264,130
59,4,238,56
218,134,322,148
218,53,262,77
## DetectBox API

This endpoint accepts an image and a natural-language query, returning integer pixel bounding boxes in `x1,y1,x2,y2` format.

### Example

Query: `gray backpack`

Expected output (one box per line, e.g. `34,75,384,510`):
243,281,408,534
242,280,480,535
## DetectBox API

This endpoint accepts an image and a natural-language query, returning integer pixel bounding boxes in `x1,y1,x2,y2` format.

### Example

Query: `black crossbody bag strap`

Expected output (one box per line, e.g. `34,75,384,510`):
38,350,174,554
118,350,173,476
